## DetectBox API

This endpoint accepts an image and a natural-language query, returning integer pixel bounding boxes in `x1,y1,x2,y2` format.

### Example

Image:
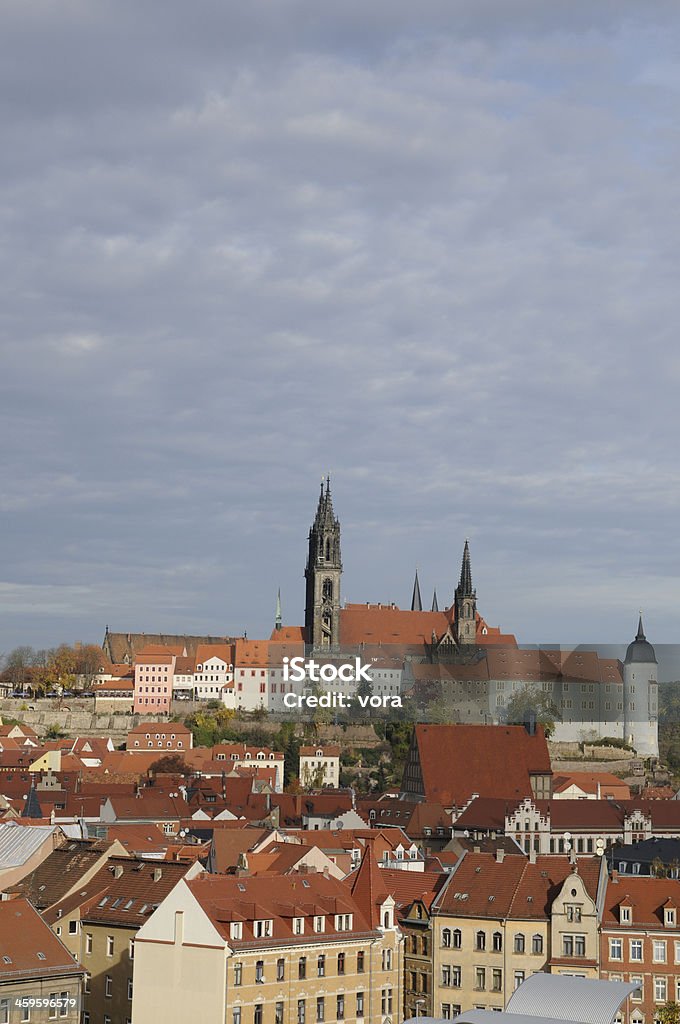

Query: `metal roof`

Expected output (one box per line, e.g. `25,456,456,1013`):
507,976,639,1024
404,974,641,1024
0,822,56,869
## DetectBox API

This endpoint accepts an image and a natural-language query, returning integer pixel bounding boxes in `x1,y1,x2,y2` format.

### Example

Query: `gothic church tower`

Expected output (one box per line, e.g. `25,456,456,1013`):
454,539,477,644
305,478,342,650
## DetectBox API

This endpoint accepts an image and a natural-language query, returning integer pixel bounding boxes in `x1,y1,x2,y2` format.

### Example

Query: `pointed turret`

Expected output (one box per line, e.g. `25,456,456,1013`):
431,589,439,612
22,782,43,819
275,589,282,632
411,569,422,612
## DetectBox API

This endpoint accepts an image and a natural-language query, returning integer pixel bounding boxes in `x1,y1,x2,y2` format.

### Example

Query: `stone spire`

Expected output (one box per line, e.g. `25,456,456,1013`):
458,539,473,596
431,589,439,612
305,477,342,650
411,569,422,612
454,539,476,645
275,589,282,631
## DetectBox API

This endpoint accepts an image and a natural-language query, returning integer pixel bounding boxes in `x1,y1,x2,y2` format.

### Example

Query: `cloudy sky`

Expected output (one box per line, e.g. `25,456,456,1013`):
2,0,680,655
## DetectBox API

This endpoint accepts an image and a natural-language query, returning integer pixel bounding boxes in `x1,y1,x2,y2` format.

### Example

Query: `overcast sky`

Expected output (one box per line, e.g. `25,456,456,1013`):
2,0,680,655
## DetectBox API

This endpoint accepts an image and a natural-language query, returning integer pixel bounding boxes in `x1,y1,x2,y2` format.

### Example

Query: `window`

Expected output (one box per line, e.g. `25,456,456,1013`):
294,917,304,935
621,907,632,925
0,999,9,1024
318,954,325,977
442,928,452,948
452,966,461,988
86,933,93,955
610,938,623,960
314,916,325,933
675,941,680,964
230,922,243,940
127,979,133,1000
514,971,525,990
382,949,392,970
49,995,58,1021
357,993,364,1018
492,932,502,952
255,1006,263,1024
442,966,452,987
69,920,78,935
254,920,272,938
337,996,345,1021
532,934,543,955
107,935,114,957
275,1004,284,1024
476,930,486,951
476,967,486,991
277,958,285,981
234,962,243,986
666,908,677,927
21,1004,30,1023
514,934,525,954
655,977,667,1003
493,969,502,992
338,952,345,975
233,1009,242,1024
256,960,265,983
316,998,325,1023
654,940,667,963
298,956,306,980
298,1000,306,1024
562,935,586,957
566,906,582,923
630,977,643,1001
630,940,643,962
105,975,113,997
357,951,365,973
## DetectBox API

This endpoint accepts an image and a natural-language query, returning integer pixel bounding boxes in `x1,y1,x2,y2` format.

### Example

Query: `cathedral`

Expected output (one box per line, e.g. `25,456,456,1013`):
299,477,514,655
288,480,659,758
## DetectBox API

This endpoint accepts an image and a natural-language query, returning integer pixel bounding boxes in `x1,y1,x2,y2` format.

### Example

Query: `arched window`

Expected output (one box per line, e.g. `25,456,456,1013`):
532,934,543,955
475,931,486,952
322,578,333,600
452,929,462,949
325,538,331,560
492,932,502,952
514,933,525,954
442,928,451,948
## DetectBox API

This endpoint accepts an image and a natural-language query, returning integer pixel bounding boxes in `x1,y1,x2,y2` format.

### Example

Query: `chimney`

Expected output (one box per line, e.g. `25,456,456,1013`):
496,849,505,864
611,870,619,883
473,846,481,854
528,848,537,865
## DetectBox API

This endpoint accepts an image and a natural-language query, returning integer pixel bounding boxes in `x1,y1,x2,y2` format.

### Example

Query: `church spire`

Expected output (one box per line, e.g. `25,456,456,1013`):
275,588,282,631
636,613,645,641
411,569,422,612
458,539,473,596
305,479,342,650
431,589,439,612
454,539,476,645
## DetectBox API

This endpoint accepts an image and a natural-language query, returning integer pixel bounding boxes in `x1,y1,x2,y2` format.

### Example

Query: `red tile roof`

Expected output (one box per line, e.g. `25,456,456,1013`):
0,898,85,981
411,724,551,807
603,875,680,928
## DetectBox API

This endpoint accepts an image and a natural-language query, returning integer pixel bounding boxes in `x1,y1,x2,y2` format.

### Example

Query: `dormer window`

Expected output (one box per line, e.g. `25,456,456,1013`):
621,905,632,925
665,907,676,928
334,914,352,931
314,916,325,933
254,919,272,938
230,922,243,940
294,917,304,935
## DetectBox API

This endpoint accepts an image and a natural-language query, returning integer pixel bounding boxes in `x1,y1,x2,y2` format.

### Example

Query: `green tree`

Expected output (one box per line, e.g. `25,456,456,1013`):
504,685,562,738
149,754,191,775
658,1002,680,1024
